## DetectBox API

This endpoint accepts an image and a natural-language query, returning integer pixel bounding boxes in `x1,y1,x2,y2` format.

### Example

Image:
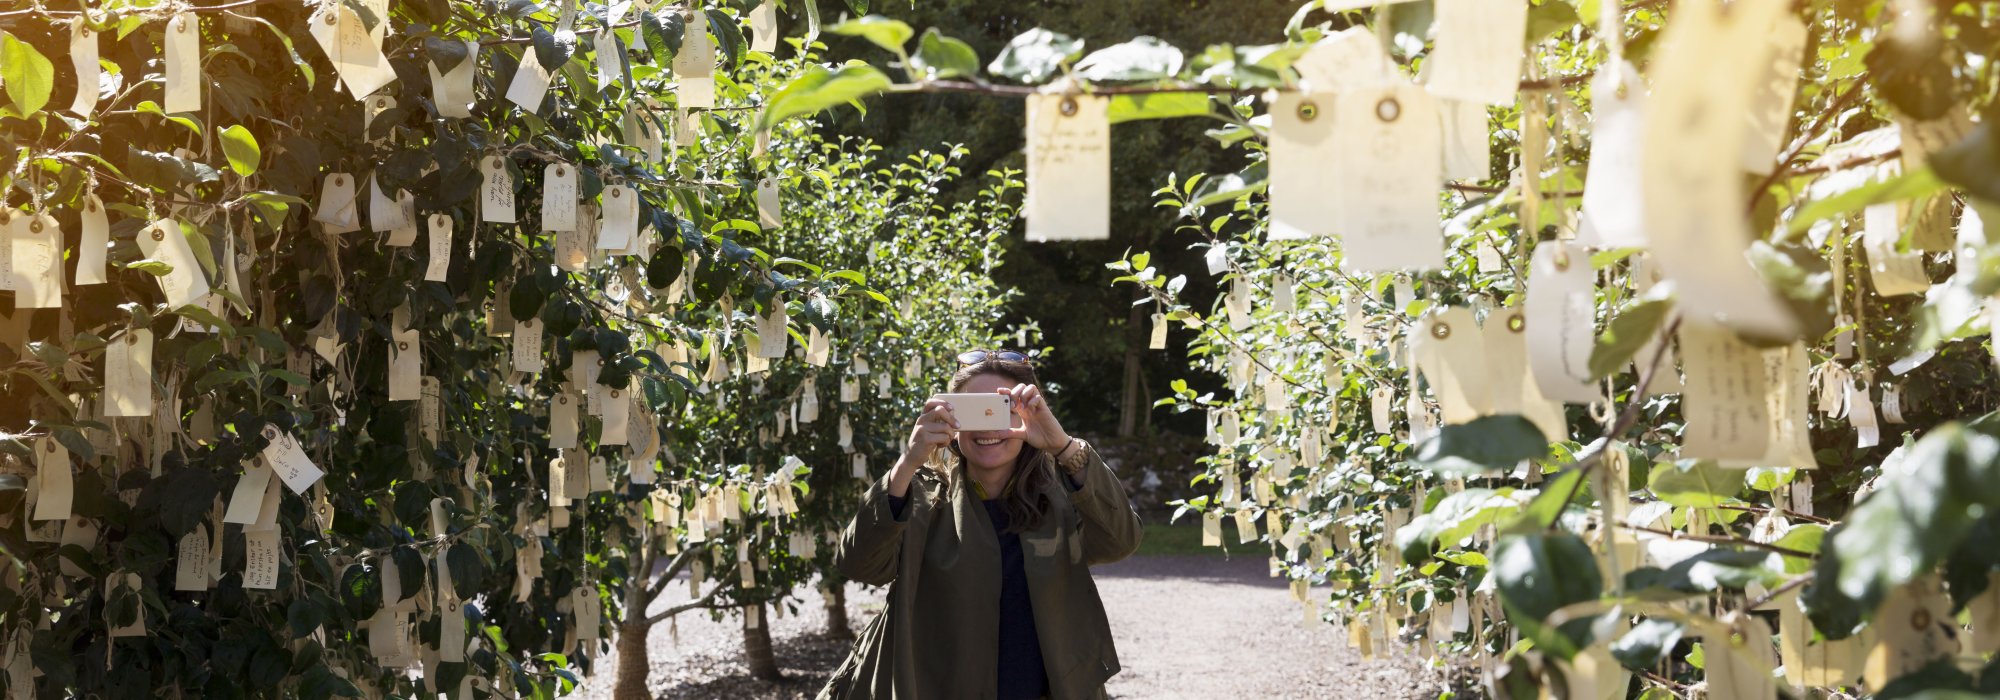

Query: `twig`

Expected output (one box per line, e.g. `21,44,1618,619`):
1620,524,1818,559
1716,503,1832,525
1734,571,1814,615
1548,317,1682,529
1746,80,1871,214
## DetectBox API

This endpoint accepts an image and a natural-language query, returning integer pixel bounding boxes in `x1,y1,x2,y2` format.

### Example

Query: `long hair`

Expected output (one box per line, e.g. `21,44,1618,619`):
926,356,1054,534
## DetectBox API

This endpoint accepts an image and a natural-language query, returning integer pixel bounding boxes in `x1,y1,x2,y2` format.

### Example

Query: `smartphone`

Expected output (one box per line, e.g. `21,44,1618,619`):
933,393,1015,431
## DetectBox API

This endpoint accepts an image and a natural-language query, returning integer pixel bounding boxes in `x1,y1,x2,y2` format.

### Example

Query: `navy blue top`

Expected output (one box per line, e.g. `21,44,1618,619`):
888,471,1082,700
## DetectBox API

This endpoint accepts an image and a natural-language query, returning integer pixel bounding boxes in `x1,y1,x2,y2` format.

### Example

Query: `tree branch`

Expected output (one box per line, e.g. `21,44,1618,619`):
1619,524,1819,559
643,577,727,626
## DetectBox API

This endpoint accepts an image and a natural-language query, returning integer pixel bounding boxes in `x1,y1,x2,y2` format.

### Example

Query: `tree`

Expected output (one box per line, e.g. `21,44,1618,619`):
776,0,2000,696
0,0,941,697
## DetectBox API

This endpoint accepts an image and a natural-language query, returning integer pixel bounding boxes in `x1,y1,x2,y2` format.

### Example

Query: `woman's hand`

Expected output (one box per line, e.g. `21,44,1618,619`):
1004,384,1070,454
889,400,956,498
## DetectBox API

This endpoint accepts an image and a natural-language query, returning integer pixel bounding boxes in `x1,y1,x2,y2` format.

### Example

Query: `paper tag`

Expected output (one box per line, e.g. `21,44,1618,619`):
1847,378,1880,448
1149,312,1168,349
601,385,631,446
386,329,421,400
100,328,155,421
481,157,517,223
749,1,779,53
424,214,453,281
549,393,579,449
316,173,361,232
506,45,555,112
33,439,72,521
175,524,210,591
513,318,545,373
1414,307,1490,424
3,213,55,309
1738,343,1818,470
1863,577,1959,688
1292,28,1393,91
1679,322,1772,460
1333,85,1444,272
1269,92,1340,240
1423,0,1527,105
1024,94,1112,241
69,18,100,117
163,13,202,113
243,529,280,589
1640,0,1799,337
309,3,396,99
756,177,783,230
68,194,109,287
224,462,276,524
595,30,623,92
1740,14,1809,174
1523,243,1598,403
1882,384,1906,424
439,597,467,662
427,40,479,118
1370,385,1394,434
1578,62,1648,248
595,185,639,252
1863,203,1930,296
1439,99,1490,182
542,162,578,232
672,11,717,108
136,220,211,308
262,426,326,495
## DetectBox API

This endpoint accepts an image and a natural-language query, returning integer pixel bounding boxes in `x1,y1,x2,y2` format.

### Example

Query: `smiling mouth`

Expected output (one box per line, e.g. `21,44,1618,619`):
972,438,1004,446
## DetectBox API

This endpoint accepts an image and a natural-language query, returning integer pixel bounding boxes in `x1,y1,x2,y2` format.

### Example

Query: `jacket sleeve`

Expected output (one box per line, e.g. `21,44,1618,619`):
834,470,913,586
1067,444,1144,566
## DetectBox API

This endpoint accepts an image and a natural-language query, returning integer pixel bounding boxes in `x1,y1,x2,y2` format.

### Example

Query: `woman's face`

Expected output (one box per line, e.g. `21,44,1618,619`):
954,372,1024,471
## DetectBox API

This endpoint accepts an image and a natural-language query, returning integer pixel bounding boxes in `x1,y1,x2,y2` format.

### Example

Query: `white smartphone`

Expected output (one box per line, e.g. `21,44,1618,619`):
933,393,1015,431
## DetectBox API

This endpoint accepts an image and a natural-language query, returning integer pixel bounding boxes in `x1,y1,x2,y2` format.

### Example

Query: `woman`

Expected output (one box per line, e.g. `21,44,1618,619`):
818,350,1144,700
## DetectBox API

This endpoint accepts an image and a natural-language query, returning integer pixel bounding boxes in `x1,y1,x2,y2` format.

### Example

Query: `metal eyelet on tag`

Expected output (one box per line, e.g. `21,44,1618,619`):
1297,100,1319,122
46,442,57,453
1375,97,1401,122
398,342,410,351
87,200,98,213
29,220,42,233
1059,97,1079,117
1912,608,1931,630
324,10,337,24
610,390,621,399
128,334,139,345
490,157,503,169
558,396,567,404
81,28,91,38
1507,313,1526,332
1430,322,1450,340
176,16,188,32
610,188,620,198
263,426,279,440
151,228,166,241
1554,250,1571,271
333,175,345,186
375,98,387,109
556,166,567,177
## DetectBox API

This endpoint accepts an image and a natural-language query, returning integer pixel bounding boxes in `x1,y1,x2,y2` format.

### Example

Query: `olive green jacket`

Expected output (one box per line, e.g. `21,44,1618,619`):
818,445,1144,700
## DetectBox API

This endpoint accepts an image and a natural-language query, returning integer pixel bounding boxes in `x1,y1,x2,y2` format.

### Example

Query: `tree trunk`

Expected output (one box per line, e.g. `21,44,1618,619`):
612,622,652,700
743,602,781,681
824,582,853,641
1118,288,1145,437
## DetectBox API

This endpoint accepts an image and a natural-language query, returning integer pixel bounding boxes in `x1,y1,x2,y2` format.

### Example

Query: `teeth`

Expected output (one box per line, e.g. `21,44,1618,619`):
974,439,1002,446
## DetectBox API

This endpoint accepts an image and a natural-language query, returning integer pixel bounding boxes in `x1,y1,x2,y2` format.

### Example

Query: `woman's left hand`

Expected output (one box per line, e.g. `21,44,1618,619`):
1003,384,1070,453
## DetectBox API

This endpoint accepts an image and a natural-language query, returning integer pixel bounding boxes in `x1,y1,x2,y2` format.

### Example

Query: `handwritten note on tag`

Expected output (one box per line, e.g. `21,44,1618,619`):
137,220,211,308
163,13,202,113
1424,0,1527,105
1024,94,1112,241
673,12,717,108
70,18,100,117
1334,85,1444,272
308,3,396,100
542,163,579,232
175,525,210,591
13,215,62,309
1523,243,1599,403
244,529,280,589
476,158,517,224
1679,322,1771,460
1269,92,1339,240
513,318,545,373
425,215,453,281
262,426,326,495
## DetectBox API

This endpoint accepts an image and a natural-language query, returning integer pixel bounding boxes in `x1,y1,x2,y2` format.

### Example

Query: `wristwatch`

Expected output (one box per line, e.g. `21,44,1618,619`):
1055,438,1090,475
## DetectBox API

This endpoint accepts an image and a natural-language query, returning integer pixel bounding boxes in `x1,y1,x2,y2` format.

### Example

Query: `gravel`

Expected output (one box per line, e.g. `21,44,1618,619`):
577,554,1452,699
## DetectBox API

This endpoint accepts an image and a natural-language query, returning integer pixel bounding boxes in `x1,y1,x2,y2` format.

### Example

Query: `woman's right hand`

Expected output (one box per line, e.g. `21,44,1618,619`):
890,400,957,498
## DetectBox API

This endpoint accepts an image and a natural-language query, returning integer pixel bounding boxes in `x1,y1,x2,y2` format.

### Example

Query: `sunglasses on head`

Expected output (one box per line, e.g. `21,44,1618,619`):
956,349,1029,366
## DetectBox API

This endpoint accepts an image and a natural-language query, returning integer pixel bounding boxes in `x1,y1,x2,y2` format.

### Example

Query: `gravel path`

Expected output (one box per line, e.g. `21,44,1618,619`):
577,554,1449,699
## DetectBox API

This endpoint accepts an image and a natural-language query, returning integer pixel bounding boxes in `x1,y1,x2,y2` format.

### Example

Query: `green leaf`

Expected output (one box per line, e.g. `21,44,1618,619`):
1524,0,1582,45
1396,488,1523,563
988,28,1083,83
828,15,913,56
1414,415,1549,477
1786,167,1947,235
1074,36,1184,82
1,31,55,115
1646,459,1745,508
1589,299,1670,379
1773,523,1825,575
218,125,261,177
427,37,470,73
127,260,175,276
704,8,744,69
757,61,892,131
1107,92,1211,124
1611,619,1684,671
1805,422,2000,638
534,27,579,72
641,10,686,63
910,28,980,80
1493,531,1603,659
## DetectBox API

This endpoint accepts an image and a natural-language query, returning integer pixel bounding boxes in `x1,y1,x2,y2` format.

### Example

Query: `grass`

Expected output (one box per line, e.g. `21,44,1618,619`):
1133,517,1229,557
